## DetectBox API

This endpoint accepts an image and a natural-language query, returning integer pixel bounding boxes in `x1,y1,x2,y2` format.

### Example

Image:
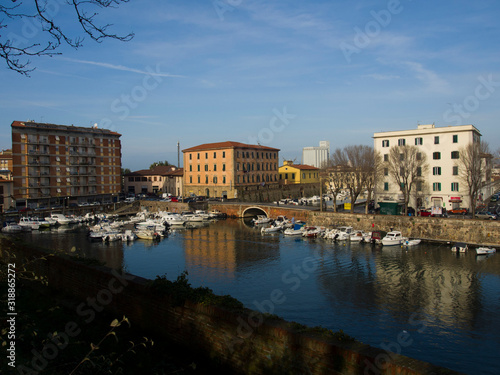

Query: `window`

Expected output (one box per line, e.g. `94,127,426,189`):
213,176,217,183
222,164,226,171
416,181,422,192
384,182,389,191
399,153,404,161
451,182,459,191
434,136,439,144
416,152,422,161
197,165,200,172
205,153,208,159
382,140,390,147
190,176,192,183
214,152,216,158
451,151,459,159
433,152,441,160
433,167,441,175
189,165,192,172
302,173,306,179
214,164,217,171
453,166,458,175
205,165,208,171
197,153,200,159
398,139,406,146
384,154,388,162
292,173,295,180
223,151,225,158
223,176,226,183
415,137,423,145
453,135,458,143
433,182,441,191
189,154,192,160
384,168,388,176
205,176,208,184
417,167,422,177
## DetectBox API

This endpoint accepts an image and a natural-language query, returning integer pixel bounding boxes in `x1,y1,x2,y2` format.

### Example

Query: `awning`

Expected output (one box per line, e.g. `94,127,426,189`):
449,199,462,203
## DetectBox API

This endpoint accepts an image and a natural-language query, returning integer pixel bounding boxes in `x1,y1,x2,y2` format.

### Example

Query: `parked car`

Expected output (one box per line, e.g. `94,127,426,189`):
475,211,497,220
418,209,432,217
449,208,468,214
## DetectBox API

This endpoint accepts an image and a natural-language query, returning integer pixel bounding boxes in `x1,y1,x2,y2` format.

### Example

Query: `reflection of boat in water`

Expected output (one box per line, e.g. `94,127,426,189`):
2,222,23,233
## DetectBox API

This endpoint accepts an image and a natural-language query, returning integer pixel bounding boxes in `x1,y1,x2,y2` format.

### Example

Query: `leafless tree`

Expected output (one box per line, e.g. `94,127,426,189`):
456,141,491,217
1,0,133,75
323,153,348,213
387,145,429,216
362,148,383,214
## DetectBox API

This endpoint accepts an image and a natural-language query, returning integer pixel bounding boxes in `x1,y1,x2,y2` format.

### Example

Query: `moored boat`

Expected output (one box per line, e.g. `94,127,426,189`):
402,238,421,247
2,222,23,233
381,231,404,246
451,242,468,253
476,247,496,255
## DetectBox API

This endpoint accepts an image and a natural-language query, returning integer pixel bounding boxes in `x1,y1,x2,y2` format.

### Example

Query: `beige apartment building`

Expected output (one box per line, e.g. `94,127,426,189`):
373,124,491,211
124,166,183,196
11,121,122,207
182,141,280,199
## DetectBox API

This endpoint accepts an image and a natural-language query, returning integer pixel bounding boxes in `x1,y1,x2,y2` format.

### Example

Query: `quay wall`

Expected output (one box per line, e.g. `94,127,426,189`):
1,236,459,375
207,204,500,247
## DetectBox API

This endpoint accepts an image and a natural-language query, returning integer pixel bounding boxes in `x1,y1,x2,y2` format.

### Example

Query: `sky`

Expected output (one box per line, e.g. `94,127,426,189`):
1,0,499,170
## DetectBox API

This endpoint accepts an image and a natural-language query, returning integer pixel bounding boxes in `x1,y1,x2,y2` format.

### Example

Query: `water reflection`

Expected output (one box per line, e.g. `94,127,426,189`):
13,219,500,374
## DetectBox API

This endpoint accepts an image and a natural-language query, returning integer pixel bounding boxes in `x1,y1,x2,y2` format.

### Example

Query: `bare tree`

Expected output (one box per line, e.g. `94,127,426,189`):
387,145,429,216
456,141,491,217
1,0,133,75
362,148,383,214
323,153,349,213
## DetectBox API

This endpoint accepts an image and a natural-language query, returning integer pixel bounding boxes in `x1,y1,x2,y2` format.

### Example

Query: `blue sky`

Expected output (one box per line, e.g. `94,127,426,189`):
1,0,499,170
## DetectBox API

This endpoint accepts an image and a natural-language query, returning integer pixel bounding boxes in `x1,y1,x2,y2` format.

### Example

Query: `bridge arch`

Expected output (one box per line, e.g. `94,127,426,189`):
242,206,268,218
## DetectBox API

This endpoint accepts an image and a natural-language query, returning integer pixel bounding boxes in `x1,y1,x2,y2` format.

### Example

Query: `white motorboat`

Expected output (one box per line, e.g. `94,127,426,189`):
381,231,404,246
402,238,421,247
476,247,496,255
18,217,40,231
2,222,23,233
326,226,353,241
195,210,211,220
283,223,306,236
158,212,186,226
350,230,371,242
261,224,282,234
302,226,325,238
451,242,468,253
252,215,272,225
102,231,122,242
50,213,73,225
181,211,204,222
32,217,51,228
121,229,137,242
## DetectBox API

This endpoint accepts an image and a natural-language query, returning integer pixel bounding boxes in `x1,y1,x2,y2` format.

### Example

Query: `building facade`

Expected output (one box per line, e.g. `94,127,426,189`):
11,121,122,207
182,141,280,199
302,141,330,168
124,166,182,196
279,161,320,184
373,124,484,211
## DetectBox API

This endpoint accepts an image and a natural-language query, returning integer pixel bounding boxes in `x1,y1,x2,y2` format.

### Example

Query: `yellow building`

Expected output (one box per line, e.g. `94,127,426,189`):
182,141,280,199
279,160,319,184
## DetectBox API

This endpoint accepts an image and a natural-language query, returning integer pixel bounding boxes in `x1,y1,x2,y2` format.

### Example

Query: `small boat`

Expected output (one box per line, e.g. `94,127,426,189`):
402,238,421,247
283,223,306,236
476,247,496,255
350,230,371,242
121,229,137,242
381,231,404,246
135,226,161,240
50,213,73,225
326,226,353,241
369,230,387,245
451,242,468,253
2,222,23,233
261,224,282,234
302,226,325,238
18,217,40,231
252,215,272,225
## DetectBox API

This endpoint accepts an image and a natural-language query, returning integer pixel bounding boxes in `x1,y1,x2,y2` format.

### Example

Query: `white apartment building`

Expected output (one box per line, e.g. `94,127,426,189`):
302,141,330,168
373,124,484,211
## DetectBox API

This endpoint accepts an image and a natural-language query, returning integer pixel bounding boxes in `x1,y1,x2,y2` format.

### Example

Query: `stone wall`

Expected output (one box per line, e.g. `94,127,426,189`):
236,183,320,203
1,237,460,375
206,203,500,246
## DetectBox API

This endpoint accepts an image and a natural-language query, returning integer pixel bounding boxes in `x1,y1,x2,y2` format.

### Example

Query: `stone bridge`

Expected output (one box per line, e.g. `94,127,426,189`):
207,203,311,221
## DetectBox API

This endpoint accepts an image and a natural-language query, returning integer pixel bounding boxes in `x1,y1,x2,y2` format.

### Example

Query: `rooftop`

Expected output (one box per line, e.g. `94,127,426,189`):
11,121,121,136
182,141,280,153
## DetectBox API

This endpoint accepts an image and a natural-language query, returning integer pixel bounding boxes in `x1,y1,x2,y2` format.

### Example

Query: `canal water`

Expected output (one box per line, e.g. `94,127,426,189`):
20,219,500,375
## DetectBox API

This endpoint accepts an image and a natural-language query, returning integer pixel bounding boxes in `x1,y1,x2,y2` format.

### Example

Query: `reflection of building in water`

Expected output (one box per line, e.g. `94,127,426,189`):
372,250,481,327
183,220,280,283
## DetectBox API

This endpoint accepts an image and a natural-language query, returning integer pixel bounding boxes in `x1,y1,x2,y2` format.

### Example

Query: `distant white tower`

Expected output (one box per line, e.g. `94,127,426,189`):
302,141,330,168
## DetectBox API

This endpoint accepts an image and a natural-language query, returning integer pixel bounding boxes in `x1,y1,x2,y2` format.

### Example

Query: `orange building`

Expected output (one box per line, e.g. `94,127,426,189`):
182,141,280,199
11,121,121,207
